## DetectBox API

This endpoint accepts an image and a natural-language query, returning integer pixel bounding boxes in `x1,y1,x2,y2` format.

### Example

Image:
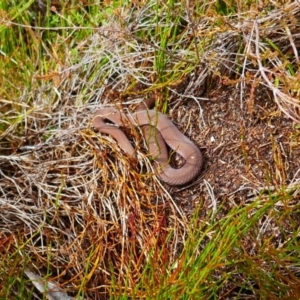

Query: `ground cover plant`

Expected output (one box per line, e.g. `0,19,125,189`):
0,0,300,299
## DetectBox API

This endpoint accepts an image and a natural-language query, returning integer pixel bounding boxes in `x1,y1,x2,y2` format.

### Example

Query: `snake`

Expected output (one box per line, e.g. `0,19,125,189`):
92,105,203,185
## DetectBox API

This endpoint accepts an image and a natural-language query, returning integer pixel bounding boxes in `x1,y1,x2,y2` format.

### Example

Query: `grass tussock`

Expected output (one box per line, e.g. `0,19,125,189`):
0,0,300,299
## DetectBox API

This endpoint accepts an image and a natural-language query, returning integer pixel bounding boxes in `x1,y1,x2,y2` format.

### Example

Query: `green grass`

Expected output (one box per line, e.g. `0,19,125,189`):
1,0,300,299
4,190,298,299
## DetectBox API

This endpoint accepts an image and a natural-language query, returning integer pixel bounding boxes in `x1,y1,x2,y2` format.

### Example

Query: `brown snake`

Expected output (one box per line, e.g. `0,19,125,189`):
92,106,203,185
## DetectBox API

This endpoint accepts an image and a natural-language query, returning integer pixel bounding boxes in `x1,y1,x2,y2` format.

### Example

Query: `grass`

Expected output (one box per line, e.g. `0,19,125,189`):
1,0,300,299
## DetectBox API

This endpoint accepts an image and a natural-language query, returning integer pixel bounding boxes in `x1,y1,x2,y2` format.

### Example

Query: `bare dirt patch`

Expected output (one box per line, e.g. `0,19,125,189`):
170,83,300,205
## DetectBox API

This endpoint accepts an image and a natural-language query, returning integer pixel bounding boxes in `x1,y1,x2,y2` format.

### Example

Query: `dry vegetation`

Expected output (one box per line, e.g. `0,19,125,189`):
0,0,300,299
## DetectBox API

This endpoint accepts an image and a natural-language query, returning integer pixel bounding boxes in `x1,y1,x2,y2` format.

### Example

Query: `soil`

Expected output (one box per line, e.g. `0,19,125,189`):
169,83,300,213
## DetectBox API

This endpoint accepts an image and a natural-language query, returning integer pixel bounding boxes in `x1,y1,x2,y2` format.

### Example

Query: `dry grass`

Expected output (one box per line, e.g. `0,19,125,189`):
1,0,300,299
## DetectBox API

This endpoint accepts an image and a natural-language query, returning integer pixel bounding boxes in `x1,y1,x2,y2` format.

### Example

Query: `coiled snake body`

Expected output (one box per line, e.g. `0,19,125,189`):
93,107,203,185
